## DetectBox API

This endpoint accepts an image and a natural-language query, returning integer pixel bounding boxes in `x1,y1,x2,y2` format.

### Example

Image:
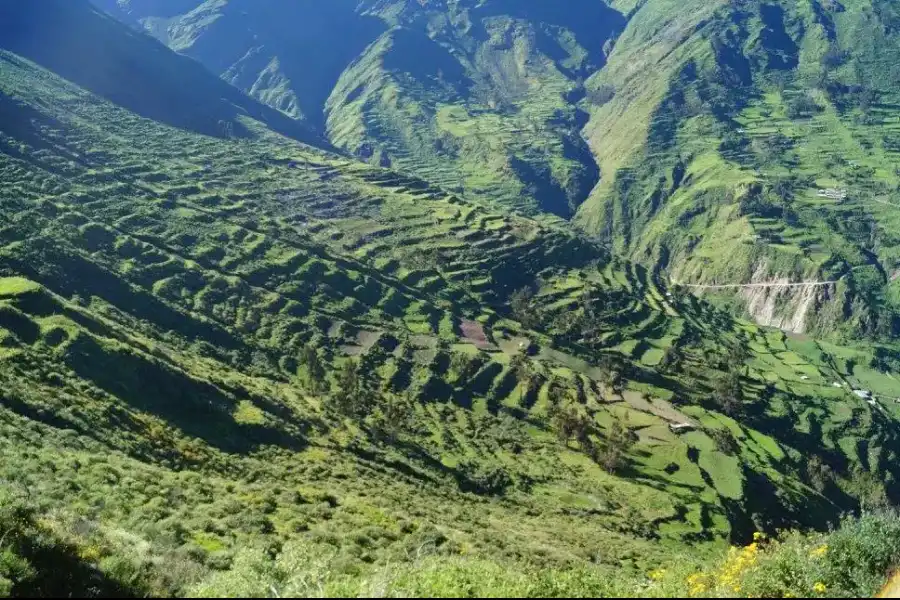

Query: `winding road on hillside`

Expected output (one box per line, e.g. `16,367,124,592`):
670,266,874,291
674,280,837,290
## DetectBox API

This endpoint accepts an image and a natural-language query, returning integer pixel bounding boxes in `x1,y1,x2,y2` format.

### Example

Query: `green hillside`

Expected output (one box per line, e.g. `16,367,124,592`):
93,0,617,217
577,0,900,340
92,0,900,338
2,1,900,597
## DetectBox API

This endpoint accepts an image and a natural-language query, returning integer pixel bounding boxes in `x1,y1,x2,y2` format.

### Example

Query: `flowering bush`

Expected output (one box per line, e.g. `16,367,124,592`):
189,512,900,598
644,512,900,598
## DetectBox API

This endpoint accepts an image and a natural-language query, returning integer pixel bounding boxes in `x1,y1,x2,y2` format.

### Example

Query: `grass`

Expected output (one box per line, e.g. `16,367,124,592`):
180,512,900,598
572,0,900,341
1,2,900,597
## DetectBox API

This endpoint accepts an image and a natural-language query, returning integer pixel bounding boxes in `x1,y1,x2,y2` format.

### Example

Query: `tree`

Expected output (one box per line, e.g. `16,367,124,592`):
659,345,682,374
786,93,821,119
726,343,750,374
510,286,536,329
450,351,482,385
455,459,513,496
596,417,637,474
713,370,743,416
709,427,739,456
509,353,530,403
587,83,616,106
771,177,794,205
599,354,623,393
551,403,592,447
807,455,834,493
369,393,413,442
858,87,876,115
754,133,793,163
331,359,371,417
298,345,326,394
821,45,847,69
524,370,544,406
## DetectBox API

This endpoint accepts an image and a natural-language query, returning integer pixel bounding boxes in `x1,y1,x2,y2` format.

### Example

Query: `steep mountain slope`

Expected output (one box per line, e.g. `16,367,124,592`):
0,0,323,146
93,0,619,217
94,0,387,128
4,1,900,596
92,0,900,339
324,0,621,216
578,0,900,339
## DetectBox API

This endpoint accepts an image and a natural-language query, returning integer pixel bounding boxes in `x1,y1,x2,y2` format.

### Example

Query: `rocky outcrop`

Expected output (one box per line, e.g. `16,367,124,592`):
738,273,833,334
682,262,836,334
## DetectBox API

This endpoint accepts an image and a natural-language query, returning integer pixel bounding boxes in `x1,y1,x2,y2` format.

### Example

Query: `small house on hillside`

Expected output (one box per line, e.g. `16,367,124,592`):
817,188,848,201
668,423,695,434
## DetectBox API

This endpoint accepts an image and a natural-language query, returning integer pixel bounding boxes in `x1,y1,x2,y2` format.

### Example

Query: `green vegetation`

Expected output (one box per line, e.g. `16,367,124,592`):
95,0,618,217
576,0,900,340
92,0,900,338
0,1,899,597
9,492,893,599
186,511,900,598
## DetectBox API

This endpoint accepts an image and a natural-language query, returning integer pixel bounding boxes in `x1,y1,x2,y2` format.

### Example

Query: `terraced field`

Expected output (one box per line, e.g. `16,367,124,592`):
567,0,900,341
3,3,900,594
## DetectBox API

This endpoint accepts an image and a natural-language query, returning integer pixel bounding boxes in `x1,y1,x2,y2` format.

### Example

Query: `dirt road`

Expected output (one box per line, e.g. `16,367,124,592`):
671,266,872,291
674,281,836,290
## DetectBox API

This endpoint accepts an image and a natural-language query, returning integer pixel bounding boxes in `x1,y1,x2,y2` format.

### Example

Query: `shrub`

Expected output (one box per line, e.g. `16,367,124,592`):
786,93,822,119
455,460,513,496
709,428,739,456
0,547,34,589
596,418,638,474
188,542,353,598
818,512,900,594
652,512,900,598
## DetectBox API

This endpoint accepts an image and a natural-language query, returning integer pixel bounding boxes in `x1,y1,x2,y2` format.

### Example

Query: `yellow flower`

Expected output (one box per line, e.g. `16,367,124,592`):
753,531,764,541
79,545,103,562
813,582,827,594
689,582,708,597
649,568,667,581
810,544,828,558
733,585,741,593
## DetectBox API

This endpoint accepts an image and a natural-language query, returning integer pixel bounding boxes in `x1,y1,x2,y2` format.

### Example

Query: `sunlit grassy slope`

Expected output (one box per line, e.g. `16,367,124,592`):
3,6,900,593
576,0,900,338
90,0,900,338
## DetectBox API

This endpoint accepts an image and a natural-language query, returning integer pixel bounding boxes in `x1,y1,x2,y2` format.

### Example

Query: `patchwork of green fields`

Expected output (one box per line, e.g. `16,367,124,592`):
1,0,900,595
1,43,900,596
572,0,900,340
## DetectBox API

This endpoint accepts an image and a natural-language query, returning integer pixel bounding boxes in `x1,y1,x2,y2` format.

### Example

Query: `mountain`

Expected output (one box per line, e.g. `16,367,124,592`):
92,0,621,217
92,0,900,340
0,0,323,145
576,0,900,342
1,1,900,597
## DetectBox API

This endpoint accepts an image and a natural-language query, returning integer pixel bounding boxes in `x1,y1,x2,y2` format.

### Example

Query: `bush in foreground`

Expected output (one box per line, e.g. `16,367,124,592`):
643,512,900,598
188,512,900,598
4,493,899,598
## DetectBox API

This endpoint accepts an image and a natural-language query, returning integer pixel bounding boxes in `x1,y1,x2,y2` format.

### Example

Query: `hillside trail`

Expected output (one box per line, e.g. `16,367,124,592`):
674,281,836,290
879,572,900,598
670,266,872,291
